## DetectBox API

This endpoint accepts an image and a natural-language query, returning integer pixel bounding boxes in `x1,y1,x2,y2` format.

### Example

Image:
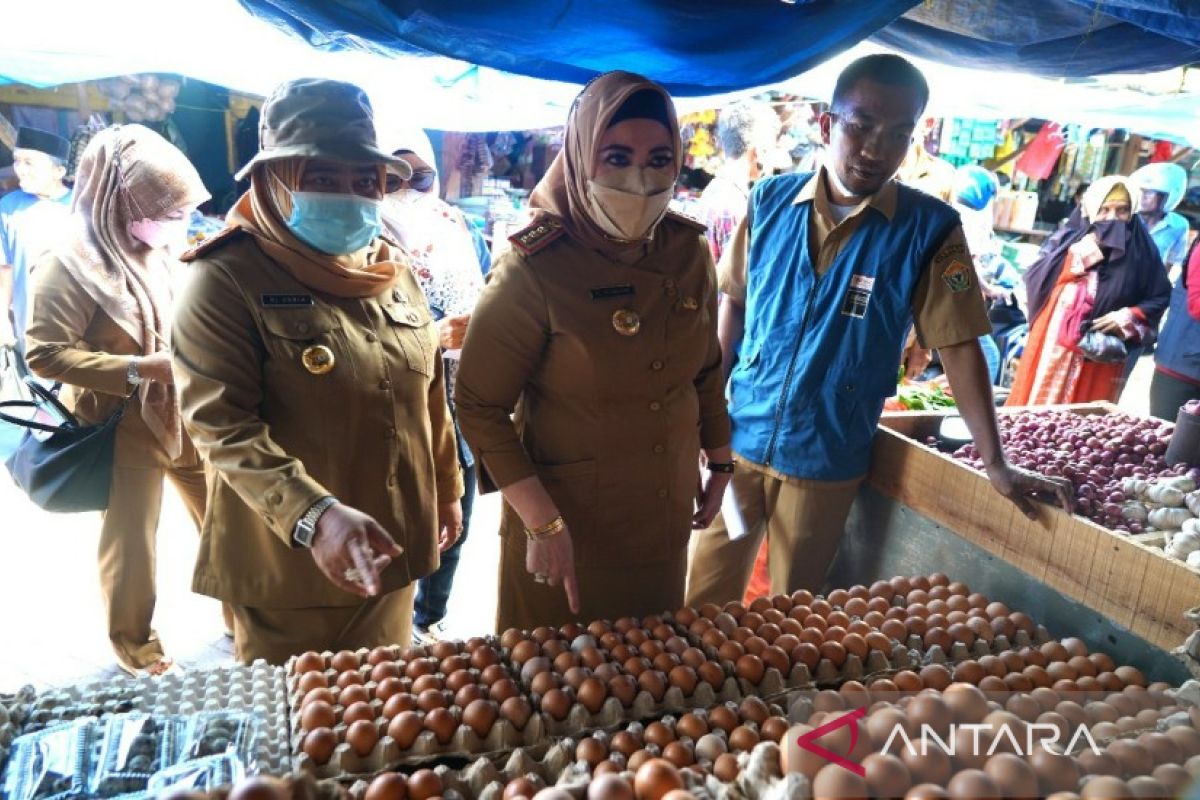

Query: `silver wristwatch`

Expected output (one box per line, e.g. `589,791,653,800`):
293,496,337,548
126,358,143,388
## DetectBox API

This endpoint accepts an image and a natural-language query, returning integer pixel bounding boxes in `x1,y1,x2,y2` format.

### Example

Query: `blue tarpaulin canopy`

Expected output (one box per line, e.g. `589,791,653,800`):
241,0,1200,88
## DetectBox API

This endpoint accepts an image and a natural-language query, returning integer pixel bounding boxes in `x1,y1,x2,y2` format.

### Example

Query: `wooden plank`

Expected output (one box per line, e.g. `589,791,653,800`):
868,407,1200,650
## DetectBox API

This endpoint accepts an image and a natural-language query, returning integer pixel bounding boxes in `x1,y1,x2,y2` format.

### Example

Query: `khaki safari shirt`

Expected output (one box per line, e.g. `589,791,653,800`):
172,230,462,608
456,213,732,567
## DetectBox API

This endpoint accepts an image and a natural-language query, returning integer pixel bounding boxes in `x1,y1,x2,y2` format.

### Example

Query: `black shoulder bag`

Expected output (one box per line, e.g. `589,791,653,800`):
0,378,124,512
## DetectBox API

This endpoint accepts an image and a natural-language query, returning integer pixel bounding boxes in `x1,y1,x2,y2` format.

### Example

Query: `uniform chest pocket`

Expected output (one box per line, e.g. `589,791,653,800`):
261,308,342,354
381,302,437,377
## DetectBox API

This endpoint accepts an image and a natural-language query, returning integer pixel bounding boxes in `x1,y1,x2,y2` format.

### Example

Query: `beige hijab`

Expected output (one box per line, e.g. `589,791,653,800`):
1082,175,1133,221
529,70,682,262
227,159,401,298
61,124,209,459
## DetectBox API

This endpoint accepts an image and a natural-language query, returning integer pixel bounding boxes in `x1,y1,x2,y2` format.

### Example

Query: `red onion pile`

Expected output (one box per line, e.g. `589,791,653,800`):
948,410,1197,532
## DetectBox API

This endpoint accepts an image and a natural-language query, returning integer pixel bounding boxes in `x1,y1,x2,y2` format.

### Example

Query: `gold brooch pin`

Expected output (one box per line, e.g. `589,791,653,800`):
681,297,699,311
301,345,336,375
612,309,641,336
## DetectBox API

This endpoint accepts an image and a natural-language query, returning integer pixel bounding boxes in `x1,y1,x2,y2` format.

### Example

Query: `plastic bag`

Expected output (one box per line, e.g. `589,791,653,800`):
180,712,261,766
90,714,185,796
146,753,245,794
1077,329,1128,364
0,718,96,800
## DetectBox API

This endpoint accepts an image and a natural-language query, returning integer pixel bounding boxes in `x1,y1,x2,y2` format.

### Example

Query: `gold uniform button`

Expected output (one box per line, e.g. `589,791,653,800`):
612,309,640,336
653,444,665,454
301,345,335,375
387,475,397,487
387,427,397,438
379,379,392,390
657,488,669,498
682,297,699,311
651,360,664,370
366,332,378,343
649,401,662,411
267,492,282,505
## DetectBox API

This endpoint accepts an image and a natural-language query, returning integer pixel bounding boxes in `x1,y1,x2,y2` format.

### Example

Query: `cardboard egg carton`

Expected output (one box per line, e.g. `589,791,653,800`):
291,709,550,780
535,672,745,738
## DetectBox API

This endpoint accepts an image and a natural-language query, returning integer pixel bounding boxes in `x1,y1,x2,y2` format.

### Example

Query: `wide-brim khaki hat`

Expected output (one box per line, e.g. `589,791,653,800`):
234,78,413,182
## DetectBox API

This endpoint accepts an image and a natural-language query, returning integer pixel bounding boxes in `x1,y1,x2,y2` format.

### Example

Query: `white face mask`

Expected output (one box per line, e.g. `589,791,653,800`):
390,187,434,207
586,166,675,242
129,216,190,255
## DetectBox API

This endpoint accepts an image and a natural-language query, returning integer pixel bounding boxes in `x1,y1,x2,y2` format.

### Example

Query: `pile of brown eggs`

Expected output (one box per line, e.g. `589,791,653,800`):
284,575,1200,799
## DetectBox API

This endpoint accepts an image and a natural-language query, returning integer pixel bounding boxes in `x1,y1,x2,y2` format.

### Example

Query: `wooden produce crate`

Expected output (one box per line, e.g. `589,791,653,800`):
869,403,1200,651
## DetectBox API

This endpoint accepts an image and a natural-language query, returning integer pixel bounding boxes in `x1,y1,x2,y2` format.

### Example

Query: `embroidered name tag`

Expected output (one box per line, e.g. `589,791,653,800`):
589,284,636,300
261,293,315,307
841,274,875,319
940,261,972,293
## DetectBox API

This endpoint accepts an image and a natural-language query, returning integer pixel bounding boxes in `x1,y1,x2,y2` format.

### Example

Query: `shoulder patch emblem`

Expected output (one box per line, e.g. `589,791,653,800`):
941,260,973,293
508,218,565,256
180,225,246,262
665,208,708,233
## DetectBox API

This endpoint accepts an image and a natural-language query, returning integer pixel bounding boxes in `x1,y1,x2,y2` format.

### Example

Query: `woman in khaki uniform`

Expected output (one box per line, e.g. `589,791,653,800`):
456,72,732,632
25,124,216,676
172,79,463,664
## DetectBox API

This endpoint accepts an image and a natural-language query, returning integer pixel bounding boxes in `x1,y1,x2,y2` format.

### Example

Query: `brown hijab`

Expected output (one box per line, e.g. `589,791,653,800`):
227,159,402,298
61,124,209,459
529,70,682,262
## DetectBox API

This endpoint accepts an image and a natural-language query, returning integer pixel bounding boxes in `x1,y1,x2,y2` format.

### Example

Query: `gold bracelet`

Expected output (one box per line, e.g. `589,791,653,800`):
525,515,566,540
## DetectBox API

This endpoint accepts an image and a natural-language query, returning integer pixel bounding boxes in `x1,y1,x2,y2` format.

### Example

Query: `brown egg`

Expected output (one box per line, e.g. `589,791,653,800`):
813,762,870,800
294,651,326,674
342,700,375,726
605,674,635,708
530,671,560,697
896,738,951,786
638,669,668,702
712,751,740,782
820,641,848,669
863,753,911,797
952,660,985,686
1106,739,1154,778
297,671,328,694
363,772,407,800
943,684,989,722
1031,687,1062,712
386,709,423,748
984,752,1039,798
302,727,337,764
1113,666,1146,688
734,654,766,685
907,694,953,737
905,784,950,800
300,700,336,732
539,688,571,721
634,758,685,800
662,740,695,768
422,707,457,744
343,718,378,757
1076,749,1122,778
330,650,360,673
1151,763,1190,796
586,773,634,800
946,769,1000,800
407,769,442,800
1137,731,1183,768
1079,776,1131,799
729,725,760,753
486,677,518,703
370,659,401,683
459,698,497,739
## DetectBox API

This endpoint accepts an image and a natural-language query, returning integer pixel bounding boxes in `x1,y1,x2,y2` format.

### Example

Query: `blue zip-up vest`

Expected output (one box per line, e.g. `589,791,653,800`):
1155,241,1200,382
729,172,960,480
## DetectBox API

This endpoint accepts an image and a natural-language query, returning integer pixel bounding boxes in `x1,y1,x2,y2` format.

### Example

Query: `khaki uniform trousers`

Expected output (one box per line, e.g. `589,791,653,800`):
101,462,207,669
230,582,417,665
685,465,862,607
496,527,688,633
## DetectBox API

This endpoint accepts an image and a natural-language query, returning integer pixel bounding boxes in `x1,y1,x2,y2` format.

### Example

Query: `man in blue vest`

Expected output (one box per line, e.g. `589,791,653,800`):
685,54,1072,605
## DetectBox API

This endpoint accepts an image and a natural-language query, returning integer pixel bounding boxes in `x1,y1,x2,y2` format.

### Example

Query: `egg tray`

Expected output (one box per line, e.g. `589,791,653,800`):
0,685,36,779
291,707,551,780
17,664,291,775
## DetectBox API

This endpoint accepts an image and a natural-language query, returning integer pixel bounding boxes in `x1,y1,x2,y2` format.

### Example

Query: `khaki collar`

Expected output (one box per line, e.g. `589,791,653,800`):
793,167,897,222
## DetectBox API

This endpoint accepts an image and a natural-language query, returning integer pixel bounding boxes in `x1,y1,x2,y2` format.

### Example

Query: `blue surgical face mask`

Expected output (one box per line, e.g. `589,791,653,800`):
286,191,382,255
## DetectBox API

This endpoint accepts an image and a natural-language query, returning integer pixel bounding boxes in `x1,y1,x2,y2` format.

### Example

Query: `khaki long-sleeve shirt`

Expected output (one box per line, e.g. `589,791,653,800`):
172,231,462,608
24,252,191,469
456,213,731,567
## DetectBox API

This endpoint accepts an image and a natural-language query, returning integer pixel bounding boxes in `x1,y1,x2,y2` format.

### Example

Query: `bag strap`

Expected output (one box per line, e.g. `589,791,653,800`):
0,399,71,433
